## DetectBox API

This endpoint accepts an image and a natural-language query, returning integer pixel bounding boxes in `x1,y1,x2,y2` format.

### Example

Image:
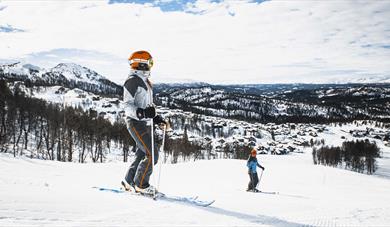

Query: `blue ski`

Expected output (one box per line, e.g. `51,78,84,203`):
93,187,215,207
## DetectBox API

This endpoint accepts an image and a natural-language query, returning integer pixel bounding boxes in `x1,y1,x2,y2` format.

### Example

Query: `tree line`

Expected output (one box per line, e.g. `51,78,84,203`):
312,139,381,174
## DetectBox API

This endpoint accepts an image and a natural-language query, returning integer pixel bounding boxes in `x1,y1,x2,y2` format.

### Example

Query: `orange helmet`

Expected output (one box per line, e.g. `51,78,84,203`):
251,149,257,156
128,50,153,71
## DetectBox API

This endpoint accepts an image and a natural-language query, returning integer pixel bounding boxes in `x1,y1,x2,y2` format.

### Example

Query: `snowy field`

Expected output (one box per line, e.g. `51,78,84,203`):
1,148,390,227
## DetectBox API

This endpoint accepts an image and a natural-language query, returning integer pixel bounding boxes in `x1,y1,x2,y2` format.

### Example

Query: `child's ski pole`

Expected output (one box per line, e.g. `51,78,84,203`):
257,169,264,191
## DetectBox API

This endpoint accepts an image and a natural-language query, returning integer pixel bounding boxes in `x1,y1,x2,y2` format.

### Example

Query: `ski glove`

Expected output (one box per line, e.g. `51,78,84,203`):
261,167,265,171
136,106,156,119
153,115,166,125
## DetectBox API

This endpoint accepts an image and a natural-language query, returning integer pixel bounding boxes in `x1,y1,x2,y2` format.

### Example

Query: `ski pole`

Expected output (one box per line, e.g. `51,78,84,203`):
257,169,264,191
251,173,255,191
157,124,166,194
150,118,155,198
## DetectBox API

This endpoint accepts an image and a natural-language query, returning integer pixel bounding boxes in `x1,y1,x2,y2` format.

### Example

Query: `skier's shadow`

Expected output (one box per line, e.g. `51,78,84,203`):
94,187,307,225
195,205,309,226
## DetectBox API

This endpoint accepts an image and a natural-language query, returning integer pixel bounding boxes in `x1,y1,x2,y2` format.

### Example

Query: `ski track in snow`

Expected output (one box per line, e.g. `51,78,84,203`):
1,149,390,227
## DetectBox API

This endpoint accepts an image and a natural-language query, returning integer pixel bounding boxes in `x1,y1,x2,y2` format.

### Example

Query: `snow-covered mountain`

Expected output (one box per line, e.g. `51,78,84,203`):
333,75,390,84
0,62,122,96
0,62,43,79
49,63,105,85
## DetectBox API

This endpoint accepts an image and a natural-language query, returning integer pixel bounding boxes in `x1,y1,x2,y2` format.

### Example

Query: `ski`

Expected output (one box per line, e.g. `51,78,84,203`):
93,187,215,207
256,191,279,195
246,189,279,194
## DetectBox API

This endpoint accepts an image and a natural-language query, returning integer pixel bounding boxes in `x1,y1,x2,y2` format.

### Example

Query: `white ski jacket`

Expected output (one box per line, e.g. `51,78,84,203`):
123,70,153,122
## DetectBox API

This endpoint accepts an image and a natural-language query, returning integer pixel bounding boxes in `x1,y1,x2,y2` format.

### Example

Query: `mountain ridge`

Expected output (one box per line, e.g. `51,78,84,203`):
0,62,122,96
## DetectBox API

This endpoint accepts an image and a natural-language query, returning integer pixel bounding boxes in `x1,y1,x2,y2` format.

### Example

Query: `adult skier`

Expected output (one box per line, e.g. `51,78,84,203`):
121,50,168,194
246,149,265,192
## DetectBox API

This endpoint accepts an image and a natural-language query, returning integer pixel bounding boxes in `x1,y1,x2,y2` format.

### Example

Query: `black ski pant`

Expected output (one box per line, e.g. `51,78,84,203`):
125,119,158,189
248,172,259,190
125,149,145,186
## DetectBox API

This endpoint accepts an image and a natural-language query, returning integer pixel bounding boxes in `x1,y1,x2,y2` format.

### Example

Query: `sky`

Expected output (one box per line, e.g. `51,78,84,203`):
0,0,389,85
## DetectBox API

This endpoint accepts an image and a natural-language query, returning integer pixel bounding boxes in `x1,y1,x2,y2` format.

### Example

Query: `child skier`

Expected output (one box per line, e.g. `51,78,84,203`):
246,149,265,192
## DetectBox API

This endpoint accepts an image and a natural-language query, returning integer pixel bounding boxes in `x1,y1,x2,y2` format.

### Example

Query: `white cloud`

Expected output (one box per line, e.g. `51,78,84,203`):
0,0,389,84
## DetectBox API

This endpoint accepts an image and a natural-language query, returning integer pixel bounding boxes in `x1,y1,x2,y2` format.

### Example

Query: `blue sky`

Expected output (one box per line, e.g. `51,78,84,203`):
109,0,198,12
108,0,265,12
0,0,389,84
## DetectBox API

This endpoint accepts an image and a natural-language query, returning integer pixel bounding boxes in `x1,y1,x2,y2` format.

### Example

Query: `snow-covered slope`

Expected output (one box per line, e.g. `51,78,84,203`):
1,150,390,226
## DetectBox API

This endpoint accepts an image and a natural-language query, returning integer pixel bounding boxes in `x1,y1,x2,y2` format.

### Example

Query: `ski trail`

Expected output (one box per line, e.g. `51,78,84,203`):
68,200,309,227
196,206,310,226
91,187,304,226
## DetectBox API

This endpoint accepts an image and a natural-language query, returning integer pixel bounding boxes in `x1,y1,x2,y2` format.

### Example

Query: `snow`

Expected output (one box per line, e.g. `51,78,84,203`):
1,150,390,226
1,63,29,76
0,62,45,78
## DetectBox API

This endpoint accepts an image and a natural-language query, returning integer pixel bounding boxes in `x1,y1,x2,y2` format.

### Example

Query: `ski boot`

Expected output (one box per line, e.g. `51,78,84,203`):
121,180,135,192
135,185,157,195
246,188,260,193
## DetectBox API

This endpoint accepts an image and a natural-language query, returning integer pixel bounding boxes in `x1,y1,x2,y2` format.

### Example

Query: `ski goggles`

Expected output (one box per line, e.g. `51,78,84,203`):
129,58,154,70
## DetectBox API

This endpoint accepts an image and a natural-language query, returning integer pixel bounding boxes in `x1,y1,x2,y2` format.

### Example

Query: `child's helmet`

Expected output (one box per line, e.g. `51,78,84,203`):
128,50,153,71
251,149,257,155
